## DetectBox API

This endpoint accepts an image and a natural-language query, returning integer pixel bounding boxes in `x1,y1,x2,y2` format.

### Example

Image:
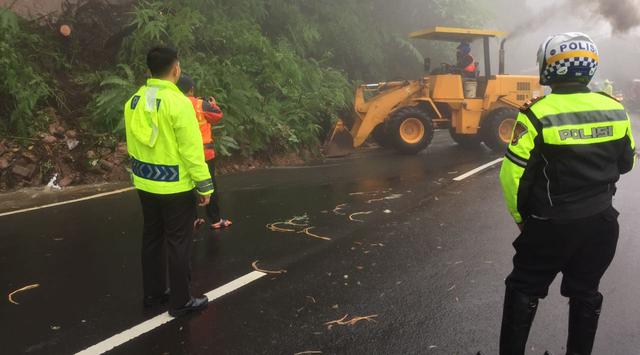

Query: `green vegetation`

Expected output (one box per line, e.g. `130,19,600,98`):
1,0,487,156
0,9,58,137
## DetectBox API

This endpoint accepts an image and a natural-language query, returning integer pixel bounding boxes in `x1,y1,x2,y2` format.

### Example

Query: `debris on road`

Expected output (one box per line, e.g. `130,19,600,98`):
349,189,390,196
267,215,331,241
366,193,403,204
332,203,348,215
267,223,297,233
8,283,40,305
286,215,310,226
267,214,310,233
365,197,385,203
383,209,392,214
252,260,287,275
293,351,322,355
299,227,331,241
306,296,316,304
324,314,378,330
349,211,373,222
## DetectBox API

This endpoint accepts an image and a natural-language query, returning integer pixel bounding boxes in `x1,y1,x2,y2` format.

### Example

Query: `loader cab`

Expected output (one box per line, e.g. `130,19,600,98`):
410,27,507,99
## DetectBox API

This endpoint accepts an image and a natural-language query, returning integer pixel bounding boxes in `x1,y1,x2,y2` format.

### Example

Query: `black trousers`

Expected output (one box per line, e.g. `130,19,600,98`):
138,189,196,309
506,206,619,299
205,159,221,222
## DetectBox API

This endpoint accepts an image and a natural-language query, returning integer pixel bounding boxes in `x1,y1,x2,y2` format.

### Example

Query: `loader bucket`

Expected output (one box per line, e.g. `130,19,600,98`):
323,119,354,157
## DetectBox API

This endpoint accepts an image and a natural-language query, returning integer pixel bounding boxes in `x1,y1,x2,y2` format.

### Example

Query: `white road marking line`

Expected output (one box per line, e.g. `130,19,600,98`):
453,158,504,182
0,187,135,218
75,271,267,355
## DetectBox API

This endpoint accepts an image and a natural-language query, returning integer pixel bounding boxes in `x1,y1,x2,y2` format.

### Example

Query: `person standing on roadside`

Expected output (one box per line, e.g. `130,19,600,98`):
124,47,214,317
177,74,233,230
497,33,636,354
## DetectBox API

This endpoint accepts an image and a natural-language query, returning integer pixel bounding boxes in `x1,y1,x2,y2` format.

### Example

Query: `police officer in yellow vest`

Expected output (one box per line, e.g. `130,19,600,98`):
498,33,636,354
124,47,213,317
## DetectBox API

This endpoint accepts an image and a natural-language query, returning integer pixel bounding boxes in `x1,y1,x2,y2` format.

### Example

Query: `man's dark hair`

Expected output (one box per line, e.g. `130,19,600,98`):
177,74,195,94
146,46,178,77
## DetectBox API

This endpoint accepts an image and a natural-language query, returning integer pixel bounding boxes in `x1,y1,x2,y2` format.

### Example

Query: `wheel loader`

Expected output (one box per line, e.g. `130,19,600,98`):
323,26,543,157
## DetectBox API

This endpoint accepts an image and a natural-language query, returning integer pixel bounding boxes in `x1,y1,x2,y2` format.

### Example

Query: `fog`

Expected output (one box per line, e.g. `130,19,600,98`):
491,0,640,91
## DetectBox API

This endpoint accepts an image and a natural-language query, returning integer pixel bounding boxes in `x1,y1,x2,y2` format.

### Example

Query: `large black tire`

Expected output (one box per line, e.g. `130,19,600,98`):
449,128,481,148
372,124,392,148
481,107,519,152
388,107,434,155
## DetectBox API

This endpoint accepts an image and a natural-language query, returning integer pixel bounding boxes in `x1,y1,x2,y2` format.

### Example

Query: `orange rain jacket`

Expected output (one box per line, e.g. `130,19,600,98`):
188,96,223,161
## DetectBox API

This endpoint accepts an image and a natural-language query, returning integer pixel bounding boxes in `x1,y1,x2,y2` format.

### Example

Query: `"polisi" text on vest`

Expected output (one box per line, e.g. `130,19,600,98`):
558,126,613,141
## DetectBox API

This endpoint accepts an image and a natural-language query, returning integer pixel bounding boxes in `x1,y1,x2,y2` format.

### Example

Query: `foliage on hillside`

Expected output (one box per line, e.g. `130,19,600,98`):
0,9,60,137
1,0,487,158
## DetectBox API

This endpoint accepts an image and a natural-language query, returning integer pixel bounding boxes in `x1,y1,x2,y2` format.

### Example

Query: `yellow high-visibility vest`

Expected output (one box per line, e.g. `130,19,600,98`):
124,78,213,195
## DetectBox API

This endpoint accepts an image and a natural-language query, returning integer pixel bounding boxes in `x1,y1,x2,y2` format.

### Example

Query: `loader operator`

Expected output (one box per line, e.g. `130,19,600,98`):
497,33,635,354
456,41,476,77
124,47,213,318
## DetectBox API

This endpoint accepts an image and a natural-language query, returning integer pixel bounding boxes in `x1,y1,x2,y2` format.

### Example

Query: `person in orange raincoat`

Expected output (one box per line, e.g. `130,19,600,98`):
177,74,233,229
457,41,477,77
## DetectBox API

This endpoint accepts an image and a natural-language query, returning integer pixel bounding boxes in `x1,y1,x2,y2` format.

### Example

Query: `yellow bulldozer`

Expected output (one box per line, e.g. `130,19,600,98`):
324,27,543,157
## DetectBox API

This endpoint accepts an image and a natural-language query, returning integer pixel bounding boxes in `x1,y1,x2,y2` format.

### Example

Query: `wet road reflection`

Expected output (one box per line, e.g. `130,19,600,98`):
1,132,498,354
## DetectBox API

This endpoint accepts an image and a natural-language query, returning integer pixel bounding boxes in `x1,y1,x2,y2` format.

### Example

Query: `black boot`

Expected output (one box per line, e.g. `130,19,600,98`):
169,296,209,317
566,292,603,355
499,287,539,355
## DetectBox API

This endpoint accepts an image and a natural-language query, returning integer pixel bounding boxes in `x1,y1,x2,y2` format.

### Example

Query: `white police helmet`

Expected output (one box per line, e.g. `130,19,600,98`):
537,32,599,86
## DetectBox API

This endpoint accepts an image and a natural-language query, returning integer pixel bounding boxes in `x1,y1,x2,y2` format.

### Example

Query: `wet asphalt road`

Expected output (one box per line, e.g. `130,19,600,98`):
2,128,640,355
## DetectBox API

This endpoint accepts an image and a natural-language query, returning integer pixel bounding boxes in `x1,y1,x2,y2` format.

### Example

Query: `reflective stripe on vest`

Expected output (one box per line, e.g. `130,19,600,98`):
196,179,214,193
538,109,627,127
132,158,179,182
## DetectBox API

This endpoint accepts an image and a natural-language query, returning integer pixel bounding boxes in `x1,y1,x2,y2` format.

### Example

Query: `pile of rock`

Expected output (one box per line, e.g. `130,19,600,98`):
0,120,130,192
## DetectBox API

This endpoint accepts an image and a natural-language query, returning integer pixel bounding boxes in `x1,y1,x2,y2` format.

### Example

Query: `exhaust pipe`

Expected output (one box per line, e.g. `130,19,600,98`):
499,39,506,75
